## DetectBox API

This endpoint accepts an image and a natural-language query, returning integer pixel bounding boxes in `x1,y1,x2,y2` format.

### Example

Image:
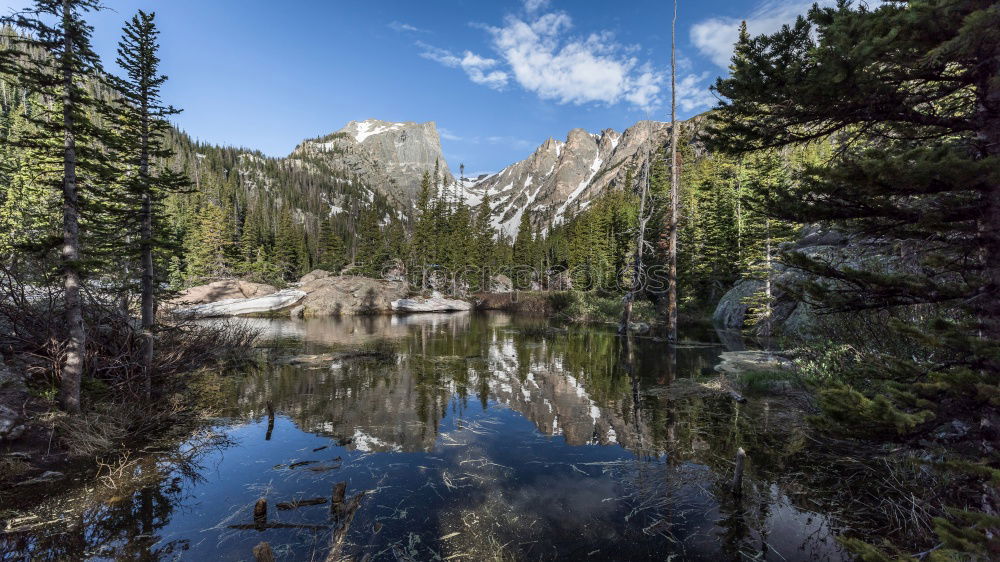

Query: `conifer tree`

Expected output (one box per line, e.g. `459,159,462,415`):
272,208,301,281
709,1,1000,555
512,210,534,289
3,0,109,412
110,10,187,396
354,205,388,277
316,218,346,273
472,189,495,291
185,202,232,281
412,171,433,289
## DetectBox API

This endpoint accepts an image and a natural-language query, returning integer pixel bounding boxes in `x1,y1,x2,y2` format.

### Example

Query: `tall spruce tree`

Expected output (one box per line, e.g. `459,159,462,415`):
708,0,999,556
3,0,109,412
472,188,495,291
110,10,187,396
316,218,346,273
512,210,534,289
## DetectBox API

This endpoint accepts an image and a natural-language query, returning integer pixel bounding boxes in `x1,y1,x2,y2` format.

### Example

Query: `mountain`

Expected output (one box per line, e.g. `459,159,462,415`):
463,121,672,237
288,119,454,210
273,117,695,238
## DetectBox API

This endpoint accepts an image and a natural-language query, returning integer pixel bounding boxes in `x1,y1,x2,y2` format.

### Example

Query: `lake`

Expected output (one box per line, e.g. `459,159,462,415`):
1,312,849,561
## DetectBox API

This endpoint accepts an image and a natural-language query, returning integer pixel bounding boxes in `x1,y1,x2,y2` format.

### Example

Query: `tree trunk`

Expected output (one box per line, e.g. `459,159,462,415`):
666,0,679,343
762,217,773,337
621,151,651,333
59,0,84,413
140,98,154,400
979,66,1000,342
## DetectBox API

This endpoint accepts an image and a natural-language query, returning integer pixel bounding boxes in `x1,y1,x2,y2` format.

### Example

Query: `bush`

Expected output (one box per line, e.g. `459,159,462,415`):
546,291,580,313
739,369,796,394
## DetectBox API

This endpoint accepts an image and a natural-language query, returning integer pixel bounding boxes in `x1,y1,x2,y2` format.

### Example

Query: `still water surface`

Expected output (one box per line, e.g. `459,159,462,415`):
2,312,849,561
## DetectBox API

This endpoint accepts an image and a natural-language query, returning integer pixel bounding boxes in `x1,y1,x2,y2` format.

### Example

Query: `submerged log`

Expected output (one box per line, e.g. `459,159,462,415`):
276,497,328,510
265,401,275,441
331,481,347,516
230,522,327,531
326,490,367,561
732,447,746,495
253,498,268,529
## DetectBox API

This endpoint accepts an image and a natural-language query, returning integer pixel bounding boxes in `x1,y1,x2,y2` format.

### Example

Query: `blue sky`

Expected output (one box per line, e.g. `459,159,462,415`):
1,0,823,174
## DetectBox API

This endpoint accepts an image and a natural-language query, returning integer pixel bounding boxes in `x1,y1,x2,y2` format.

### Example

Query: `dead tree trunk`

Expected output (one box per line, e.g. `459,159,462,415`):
666,0,680,344
59,0,85,414
620,152,652,333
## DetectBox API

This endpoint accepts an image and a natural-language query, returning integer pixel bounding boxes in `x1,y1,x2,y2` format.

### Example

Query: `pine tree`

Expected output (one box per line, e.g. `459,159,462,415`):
709,1,1000,556
316,218,346,273
0,92,59,255
3,0,110,412
411,171,433,289
185,202,233,281
472,189,495,291
354,205,388,277
272,208,301,281
512,210,534,289
110,9,188,396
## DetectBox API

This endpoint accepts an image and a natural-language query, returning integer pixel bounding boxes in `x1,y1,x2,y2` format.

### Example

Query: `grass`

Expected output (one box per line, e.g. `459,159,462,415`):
738,369,798,395
0,456,30,482
547,291,657,325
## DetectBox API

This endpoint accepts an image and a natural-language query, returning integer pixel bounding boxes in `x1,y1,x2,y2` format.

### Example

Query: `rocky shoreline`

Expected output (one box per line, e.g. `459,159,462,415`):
169,271,476,318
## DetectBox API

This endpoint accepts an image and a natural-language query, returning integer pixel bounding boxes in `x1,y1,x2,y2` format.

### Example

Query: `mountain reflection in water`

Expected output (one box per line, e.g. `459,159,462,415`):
1,312,849,561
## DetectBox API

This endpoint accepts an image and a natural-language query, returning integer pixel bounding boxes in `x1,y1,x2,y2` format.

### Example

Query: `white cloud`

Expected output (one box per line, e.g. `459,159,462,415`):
417,6,715,114
486,11,670,111
388,21,429,34
675,72,716,111
438,128,463,141
418,42,510,90
691,0,832,68
523,0,550,13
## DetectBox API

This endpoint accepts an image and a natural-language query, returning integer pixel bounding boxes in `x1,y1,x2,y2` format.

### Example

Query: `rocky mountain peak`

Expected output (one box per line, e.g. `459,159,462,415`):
289,119,453,210
468,120,672,237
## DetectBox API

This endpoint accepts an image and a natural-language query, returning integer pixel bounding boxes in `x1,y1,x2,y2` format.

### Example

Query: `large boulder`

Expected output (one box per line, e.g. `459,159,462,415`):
172,289,306,318
713,225,851,337
170,279,277,305
491,274,513,293
299,276,408,316
391,294,472,313
0,403,25,442
299,269,331,284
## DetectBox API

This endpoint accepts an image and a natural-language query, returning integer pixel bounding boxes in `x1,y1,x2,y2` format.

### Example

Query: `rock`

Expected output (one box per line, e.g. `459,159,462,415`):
713,278,761,330
627,322,650,334
0,362,26,393
299,276,408,316
292,119,455,208
299,269,331,284
173,289,306,318
712,225,917,338
0,404,24,442
933,420,970,441
391,296,472,313
170,279,278,306
16,470,65,486
289,305,305,319
491,274,513,292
